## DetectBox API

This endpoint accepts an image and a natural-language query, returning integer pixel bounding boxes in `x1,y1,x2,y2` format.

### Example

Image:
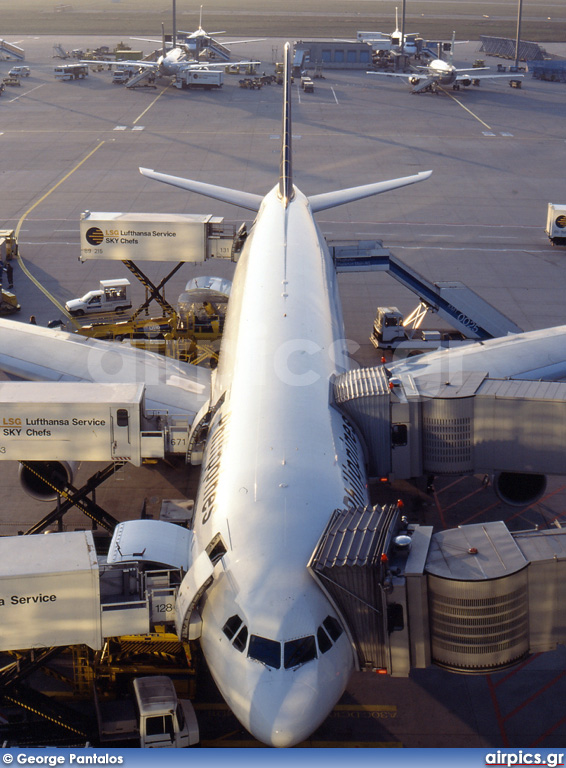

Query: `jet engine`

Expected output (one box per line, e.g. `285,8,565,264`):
459,77,472,87
492,471,547,507
408,76,421,86
19,460,77,502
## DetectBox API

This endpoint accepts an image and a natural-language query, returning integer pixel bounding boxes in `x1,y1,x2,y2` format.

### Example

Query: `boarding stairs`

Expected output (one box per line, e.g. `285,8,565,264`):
329,239,522,339
126,68,155,88
0,39,24,61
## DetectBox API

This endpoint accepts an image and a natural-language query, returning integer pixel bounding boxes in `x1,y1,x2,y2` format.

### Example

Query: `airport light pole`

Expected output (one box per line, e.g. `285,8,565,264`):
514,0,523,70
401,0,406,54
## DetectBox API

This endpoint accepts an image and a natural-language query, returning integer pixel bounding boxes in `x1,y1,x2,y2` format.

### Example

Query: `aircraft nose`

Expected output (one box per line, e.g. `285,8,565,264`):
247,676,334,747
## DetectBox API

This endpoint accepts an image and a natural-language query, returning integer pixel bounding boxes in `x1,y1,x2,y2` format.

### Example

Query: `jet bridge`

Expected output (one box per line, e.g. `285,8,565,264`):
6,508,566,688
330,240,522,339
334,367,566,506
309,505,566,677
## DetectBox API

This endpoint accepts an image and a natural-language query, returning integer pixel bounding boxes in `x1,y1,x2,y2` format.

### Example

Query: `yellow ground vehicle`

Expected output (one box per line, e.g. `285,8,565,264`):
0,289,20,315
75,301,225,366
0,230,18,260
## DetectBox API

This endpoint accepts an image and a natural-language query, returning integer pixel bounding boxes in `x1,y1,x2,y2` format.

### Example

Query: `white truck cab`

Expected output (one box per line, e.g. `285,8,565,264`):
65,278,131,316
96,675,199,747
134,676,199,748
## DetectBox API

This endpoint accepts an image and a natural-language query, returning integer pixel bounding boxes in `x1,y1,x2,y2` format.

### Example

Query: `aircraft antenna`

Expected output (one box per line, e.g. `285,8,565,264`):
278,42,294,207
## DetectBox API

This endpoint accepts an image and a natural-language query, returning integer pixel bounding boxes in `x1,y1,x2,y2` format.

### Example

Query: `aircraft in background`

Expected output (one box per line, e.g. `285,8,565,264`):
133,6,264,64
367,31,523,93
176,5,265,61
357,6,419,54
83,24,258,88
0,43,432,746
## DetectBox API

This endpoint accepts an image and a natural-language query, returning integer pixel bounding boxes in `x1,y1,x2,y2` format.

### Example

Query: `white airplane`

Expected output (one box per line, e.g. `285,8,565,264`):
368,32,523,93
177,5,265,61
85,25,258,88
0,43,431,746
357,7,419,54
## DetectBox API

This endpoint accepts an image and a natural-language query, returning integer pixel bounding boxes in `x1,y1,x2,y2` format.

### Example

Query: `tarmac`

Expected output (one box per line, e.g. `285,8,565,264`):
2,34,566,747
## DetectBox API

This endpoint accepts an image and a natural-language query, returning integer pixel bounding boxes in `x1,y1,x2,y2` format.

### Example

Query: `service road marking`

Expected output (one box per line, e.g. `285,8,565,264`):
8,83,44,102
132,83,172,125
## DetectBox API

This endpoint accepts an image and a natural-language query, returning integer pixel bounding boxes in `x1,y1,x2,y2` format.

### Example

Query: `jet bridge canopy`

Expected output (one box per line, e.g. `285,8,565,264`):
310,507,566,677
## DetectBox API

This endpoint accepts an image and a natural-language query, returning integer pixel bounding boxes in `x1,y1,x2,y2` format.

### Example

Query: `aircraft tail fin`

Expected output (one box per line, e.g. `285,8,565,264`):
278,42,294,207
161,22,167,59
140,39,431,213
448,30,456,63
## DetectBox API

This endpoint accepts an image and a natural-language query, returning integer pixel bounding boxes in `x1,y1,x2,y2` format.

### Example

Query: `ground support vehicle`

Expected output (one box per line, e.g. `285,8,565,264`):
54,64,88,80
65,279,131,316
96,676,199,748
9,66,30,77
75,304,224,366
546,203,566,245
0,229,18,261
301,76,314,92
174,69,223,90
239,77,262,89
0,289,20,315
2,75,21,87
370,305,469,357
112,70,130,84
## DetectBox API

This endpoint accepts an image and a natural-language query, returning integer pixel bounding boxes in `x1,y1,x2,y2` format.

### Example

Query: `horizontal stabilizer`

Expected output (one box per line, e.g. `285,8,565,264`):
139,167,263,212
308,170,432,213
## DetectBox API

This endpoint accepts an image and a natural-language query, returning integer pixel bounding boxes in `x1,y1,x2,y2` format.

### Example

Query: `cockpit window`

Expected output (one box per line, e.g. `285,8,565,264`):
233,625,248,653
323,615,343,642
317,626,332,654
284,636,317,669
223,615,243,640
248,635,281,669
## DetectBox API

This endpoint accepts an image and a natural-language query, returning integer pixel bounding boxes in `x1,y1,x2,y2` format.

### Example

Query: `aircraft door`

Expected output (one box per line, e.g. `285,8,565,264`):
110,406,132,459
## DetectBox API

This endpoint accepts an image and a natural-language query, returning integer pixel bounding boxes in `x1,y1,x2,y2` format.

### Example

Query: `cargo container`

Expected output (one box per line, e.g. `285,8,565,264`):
79,211,232,262
0,531,102,651
0,381,145,464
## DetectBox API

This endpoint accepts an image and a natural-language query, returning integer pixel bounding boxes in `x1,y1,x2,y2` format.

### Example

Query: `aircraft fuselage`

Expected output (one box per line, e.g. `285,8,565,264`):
192,186,368,746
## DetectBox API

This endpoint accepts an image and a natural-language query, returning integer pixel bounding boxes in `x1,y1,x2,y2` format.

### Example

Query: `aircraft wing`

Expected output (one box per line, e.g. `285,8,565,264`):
456,72,524,82
222,38,267,45
0,319,210,420
81,59,155,70
367,71,436,91
179,60,260,70
367,71,417,81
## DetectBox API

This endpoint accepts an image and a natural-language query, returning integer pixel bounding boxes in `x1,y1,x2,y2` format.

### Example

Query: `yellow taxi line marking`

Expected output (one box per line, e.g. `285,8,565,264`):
132,84,172,125
15,140,106,319
441,88,493,130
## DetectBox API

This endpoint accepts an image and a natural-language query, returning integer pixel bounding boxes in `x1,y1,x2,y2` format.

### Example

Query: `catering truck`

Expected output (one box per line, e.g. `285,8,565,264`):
545,203,566,245
65,278,131,316
174,68,223,90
